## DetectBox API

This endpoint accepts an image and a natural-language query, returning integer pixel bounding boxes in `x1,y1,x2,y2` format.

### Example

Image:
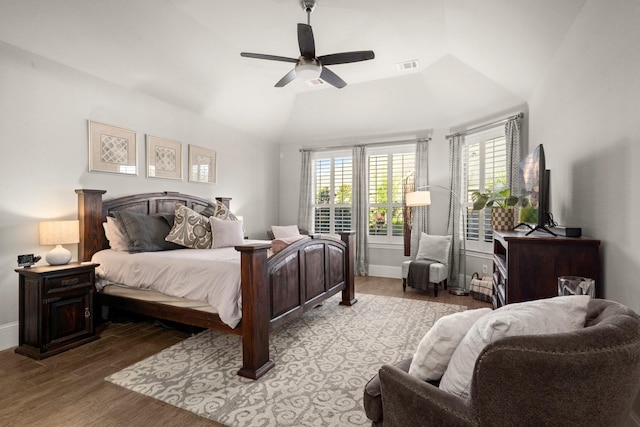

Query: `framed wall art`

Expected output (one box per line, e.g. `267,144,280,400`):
146,135,183,180
188,144,217,184
88,121,137,175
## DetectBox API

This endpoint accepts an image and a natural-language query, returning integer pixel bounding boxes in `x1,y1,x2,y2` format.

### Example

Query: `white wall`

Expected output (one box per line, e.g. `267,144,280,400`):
528,0,640,313
0,42,279,350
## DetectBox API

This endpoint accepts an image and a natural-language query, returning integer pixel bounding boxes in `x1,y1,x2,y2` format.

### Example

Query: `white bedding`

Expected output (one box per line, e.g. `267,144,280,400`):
92,247,252,328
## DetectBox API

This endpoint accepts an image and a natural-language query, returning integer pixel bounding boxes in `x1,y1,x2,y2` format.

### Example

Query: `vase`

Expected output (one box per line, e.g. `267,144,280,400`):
491,208,516,231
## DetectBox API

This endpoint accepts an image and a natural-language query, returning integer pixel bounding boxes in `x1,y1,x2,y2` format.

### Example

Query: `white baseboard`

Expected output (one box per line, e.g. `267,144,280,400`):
368,265,401,279
0,322,18,352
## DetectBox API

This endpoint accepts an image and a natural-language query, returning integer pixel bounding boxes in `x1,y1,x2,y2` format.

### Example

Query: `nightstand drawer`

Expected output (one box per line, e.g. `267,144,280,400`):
45,271,94,293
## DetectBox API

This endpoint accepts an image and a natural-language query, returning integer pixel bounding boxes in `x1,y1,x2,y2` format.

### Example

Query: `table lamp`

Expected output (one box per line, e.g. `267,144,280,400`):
39,220,80,265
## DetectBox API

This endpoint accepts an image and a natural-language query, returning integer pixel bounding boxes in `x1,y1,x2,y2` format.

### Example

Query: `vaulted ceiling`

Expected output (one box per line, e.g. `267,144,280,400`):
0,0,586,143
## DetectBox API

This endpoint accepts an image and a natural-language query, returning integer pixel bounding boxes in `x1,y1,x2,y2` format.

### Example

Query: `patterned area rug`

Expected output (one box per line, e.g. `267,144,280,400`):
106,293,465,426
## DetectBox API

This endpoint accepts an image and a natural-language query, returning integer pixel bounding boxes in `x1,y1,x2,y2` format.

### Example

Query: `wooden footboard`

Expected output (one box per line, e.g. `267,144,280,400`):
237,232,356,379
76,189,355,380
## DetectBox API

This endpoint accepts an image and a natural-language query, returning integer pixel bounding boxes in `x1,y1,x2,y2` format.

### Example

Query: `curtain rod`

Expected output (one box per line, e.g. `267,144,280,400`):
446,112,523,139
299,137,431,153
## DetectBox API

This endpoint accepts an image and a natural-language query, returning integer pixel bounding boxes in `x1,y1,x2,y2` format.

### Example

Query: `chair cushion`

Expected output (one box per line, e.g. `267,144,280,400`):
408,308,492,381
439,295,590,399
416,233,451,264
402,260,447,283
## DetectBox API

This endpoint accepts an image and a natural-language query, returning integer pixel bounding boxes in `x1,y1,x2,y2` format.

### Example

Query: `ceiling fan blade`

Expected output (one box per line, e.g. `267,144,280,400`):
318,50,375,66
297,23,316,58
319,67,347,89
241,52,298,63
275,69,297,87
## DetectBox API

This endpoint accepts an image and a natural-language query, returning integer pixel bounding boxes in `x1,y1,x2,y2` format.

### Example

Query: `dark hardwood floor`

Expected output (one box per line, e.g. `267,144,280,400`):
0,277,489,426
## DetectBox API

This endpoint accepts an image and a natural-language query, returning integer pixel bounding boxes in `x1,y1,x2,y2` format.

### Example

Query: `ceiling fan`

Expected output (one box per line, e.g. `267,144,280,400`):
240,0,375,89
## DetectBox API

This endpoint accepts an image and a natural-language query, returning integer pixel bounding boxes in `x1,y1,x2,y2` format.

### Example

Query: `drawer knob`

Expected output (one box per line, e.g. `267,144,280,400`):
84,307,91,318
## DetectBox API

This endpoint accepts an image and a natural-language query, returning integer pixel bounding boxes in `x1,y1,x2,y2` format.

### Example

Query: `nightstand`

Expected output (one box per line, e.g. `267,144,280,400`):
15,262,100,359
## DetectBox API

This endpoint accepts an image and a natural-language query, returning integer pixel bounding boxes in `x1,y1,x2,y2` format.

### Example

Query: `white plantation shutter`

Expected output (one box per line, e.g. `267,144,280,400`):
392,153,414,236
312,155,352,234
464,129,507,250
368,149,415,242
368,154,388,236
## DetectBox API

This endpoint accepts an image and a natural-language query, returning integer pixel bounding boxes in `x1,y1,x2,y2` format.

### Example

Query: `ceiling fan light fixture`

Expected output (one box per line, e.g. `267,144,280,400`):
296,63,322,80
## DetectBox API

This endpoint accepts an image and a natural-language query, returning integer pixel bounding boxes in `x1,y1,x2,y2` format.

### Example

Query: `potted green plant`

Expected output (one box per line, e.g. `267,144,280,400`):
471,188,519,231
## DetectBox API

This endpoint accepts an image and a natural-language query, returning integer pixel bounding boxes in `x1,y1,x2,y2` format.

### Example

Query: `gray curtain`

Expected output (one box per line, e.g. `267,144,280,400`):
505,116,522,195
410,139,429,260
297,150,313,232
447,135,465,287
352,145,369,275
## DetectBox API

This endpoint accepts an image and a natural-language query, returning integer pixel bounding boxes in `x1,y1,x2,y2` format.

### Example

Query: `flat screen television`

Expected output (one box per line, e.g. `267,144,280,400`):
515,144,556,236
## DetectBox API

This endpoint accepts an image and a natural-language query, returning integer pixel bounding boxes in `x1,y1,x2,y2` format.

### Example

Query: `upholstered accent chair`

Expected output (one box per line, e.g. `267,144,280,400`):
401,233,451,296
363,299,640,427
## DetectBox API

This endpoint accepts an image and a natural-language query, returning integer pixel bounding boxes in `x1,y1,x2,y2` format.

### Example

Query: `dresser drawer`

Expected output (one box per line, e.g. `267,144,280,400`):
44,271,94,293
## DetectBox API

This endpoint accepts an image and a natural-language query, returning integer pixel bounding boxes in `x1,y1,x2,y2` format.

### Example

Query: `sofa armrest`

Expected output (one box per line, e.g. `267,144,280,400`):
379,364,476,427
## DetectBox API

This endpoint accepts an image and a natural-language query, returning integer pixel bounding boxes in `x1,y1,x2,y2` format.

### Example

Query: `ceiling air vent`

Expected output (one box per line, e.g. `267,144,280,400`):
396,60,419,71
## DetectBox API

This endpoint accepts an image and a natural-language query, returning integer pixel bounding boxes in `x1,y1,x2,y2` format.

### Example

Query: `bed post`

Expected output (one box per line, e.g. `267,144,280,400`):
235,243,275,379
76,189,107,262
339,231,357,306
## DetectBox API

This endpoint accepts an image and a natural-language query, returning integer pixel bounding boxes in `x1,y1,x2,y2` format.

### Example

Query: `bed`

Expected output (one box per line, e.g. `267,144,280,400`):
76,189,356,379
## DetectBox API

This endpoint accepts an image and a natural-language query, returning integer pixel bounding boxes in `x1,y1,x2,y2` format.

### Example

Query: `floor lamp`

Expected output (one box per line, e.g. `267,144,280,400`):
405,185,469,296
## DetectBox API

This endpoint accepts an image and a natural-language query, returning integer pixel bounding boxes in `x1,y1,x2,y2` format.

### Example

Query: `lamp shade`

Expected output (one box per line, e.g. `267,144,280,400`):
39,220,79,265
405,191,431,207
39,220,80,245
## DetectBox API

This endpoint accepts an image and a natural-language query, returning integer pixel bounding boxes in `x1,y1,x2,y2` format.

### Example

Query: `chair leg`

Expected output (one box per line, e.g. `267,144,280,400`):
402,278,407,292
443,279,448,290
433,283,438,297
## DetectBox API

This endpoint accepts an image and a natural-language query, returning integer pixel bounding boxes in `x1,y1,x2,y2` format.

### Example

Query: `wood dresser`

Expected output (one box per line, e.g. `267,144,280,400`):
492,230,600,308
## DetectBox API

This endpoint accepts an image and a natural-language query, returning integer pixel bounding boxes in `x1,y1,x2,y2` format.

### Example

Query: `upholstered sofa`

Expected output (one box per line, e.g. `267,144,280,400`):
364,299,640,426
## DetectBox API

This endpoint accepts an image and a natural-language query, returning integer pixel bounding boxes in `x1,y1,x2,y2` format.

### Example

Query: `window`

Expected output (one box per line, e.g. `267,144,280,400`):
312,153,352,234
368,147,415,243
463,128,507,251
310,145,415,243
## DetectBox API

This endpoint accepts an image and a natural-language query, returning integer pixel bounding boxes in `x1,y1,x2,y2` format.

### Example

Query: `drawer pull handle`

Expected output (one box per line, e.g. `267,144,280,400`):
61,278,79,286
84,308,91,318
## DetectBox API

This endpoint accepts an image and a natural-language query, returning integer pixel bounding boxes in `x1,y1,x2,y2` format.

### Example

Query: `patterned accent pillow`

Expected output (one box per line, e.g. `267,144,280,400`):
213,200,239,221
165,204,212,249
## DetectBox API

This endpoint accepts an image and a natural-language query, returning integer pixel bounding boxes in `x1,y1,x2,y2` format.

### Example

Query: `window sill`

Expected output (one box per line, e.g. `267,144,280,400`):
369,242,404,250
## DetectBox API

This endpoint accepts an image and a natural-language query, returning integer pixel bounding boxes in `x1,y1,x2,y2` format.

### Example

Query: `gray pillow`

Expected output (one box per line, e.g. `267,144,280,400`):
113,211,182,253
416,233,452,264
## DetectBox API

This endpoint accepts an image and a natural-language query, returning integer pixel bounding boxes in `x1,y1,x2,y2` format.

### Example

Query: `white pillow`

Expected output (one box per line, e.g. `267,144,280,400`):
409,308,492,381
104,216,129,251
210,216,245,248
439,295,590,399
271,225,301,239
416,233,451,264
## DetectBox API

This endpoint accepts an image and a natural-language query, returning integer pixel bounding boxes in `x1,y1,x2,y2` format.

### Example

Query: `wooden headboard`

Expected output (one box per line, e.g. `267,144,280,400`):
75,189,230,262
